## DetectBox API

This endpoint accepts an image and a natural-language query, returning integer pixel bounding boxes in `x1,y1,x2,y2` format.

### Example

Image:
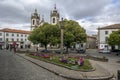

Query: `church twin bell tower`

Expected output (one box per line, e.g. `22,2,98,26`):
50,4,60,25
31,9,40,31
31,5,60,31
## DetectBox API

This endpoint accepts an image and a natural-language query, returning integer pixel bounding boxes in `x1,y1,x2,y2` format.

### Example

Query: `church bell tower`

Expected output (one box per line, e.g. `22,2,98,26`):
31,9,40,30
50,4,59,25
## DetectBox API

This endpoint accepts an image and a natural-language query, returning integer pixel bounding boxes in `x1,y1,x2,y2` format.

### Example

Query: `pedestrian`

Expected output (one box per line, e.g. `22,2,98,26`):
10,44,12,51
36,47,38,52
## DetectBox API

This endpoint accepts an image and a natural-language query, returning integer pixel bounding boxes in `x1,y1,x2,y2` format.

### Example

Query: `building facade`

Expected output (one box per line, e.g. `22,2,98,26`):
86,35,96,49
0,28,31,49
98,24,120,50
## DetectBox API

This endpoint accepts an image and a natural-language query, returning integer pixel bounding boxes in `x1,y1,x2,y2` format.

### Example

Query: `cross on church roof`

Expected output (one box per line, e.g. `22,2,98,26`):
54,4,56,9
35,9,37,13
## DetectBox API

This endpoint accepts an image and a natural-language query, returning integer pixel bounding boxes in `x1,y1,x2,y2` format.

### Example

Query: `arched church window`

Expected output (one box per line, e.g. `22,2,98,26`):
33,20,35,25
53,18,55,23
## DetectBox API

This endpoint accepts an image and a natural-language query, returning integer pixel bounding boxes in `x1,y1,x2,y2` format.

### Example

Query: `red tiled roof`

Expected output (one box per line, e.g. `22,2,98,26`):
87,35,96,39
98,24,120,30
0,28,31,34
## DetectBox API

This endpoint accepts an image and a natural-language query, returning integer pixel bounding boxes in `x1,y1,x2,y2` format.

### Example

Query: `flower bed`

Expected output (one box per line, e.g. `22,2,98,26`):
26,53,93,71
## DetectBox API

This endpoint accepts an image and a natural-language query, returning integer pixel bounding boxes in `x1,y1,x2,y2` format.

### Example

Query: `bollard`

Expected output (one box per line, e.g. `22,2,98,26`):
118,70,120,80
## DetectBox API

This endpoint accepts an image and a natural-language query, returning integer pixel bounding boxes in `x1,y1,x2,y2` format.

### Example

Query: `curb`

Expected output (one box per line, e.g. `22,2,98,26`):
16,53,113,80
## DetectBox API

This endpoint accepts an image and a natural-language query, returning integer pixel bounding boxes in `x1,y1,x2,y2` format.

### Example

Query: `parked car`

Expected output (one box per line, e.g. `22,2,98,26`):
41,50,50,53
76,48,86,53
98,48,111,53
111,49,120,56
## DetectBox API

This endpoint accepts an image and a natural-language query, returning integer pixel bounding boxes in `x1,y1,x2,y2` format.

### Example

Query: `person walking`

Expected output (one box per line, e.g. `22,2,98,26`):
10,44,12,51
36,47,38,52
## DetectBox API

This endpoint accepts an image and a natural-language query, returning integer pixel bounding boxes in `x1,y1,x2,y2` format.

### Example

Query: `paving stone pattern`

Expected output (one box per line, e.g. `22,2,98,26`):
0,50,67,80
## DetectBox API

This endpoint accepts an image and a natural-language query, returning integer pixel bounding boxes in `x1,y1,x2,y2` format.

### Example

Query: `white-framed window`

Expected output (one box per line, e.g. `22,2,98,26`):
17,34,19,37
12,33,14,36
11,38,14,41
0,33,2,36
105,31,108,35
105,37,108,43
25,34,27,37
32,19,35,25
6,33,9,36
21,39,23,41
0,38,2,41
21,34,23,37
53,18,55,23
101,45,103,48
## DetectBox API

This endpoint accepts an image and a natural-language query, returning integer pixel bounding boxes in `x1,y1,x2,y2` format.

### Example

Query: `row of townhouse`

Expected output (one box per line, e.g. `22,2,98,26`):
0,28,97,50
0,28,31,49
98,24,120,50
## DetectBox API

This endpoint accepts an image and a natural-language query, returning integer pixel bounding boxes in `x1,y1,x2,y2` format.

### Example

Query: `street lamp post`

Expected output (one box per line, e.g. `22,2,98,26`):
60,18,64,54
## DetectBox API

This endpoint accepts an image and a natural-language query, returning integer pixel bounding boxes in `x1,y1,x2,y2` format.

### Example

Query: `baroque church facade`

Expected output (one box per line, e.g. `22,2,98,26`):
31,5,60,31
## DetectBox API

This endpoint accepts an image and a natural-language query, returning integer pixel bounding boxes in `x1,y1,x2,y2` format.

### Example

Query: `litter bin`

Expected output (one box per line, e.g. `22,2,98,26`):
118,70,120,80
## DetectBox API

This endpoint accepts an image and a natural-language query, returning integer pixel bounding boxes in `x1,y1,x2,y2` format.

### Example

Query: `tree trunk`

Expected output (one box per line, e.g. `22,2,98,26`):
45,44,47,50
66,42,70,53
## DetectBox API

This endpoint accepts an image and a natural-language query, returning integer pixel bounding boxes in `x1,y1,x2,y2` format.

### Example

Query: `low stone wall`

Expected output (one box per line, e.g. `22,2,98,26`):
16,49,31,53
65,54,108,62
85,55,108,62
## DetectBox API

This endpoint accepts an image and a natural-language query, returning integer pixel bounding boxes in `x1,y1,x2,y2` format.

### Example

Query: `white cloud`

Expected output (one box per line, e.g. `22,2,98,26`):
76,0,120,35
0,0,120,35
0,22,30,31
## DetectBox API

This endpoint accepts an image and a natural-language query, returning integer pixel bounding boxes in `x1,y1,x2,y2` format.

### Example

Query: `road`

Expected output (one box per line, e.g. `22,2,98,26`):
86,49,120,79
0,50,67,80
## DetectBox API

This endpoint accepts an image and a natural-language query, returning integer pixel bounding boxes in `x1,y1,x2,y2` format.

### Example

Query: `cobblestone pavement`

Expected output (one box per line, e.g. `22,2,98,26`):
85,49,120,80
0,50,67,80
68,49,120,80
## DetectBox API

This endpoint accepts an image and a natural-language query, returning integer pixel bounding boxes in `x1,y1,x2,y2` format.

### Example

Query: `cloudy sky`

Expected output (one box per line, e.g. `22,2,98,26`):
0,0,120,35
